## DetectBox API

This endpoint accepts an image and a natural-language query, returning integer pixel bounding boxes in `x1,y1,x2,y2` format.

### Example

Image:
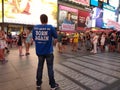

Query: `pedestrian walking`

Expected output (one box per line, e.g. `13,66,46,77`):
72,32,79,52
90,33,98,54
0,30,8,64
25,27,33,56
17,33,24,56
100,32,106,52
57,31,63,53
32,14,59,90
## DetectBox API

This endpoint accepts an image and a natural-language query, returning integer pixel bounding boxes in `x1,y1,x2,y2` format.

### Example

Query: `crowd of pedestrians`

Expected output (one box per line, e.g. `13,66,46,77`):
1,27,120,64
56,30,120,54
0,27,33,64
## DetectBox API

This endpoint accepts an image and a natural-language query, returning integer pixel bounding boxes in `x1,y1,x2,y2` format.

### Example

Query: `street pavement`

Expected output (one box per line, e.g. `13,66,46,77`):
0,45,120,90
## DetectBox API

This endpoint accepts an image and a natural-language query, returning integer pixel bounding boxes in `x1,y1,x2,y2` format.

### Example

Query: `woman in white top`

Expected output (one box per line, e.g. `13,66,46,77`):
25,27,33,55
100,32,106,52
91,33,98,54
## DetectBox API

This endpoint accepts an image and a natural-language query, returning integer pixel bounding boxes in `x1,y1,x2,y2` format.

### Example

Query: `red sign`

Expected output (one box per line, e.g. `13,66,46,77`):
77,10,90,30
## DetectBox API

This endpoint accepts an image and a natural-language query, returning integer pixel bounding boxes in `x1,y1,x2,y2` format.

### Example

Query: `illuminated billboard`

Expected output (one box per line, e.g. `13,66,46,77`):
77,10,90,30
91,4,117,29
91,7,103,28
4,0,57,26
102,3,116,28
58,5,78,31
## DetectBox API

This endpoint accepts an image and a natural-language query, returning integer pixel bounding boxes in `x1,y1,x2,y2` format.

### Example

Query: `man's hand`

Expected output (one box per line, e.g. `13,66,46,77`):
53,39,57,46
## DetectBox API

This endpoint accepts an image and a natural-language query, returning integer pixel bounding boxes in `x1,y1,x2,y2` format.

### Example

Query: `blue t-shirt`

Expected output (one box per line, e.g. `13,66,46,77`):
32,24,57,55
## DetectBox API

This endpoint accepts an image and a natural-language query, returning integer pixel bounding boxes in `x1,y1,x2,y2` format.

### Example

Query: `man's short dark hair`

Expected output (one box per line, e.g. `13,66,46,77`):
40,14,48,24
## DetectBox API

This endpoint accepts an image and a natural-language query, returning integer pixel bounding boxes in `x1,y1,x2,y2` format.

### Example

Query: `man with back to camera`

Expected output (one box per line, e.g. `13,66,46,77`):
32,14,59,90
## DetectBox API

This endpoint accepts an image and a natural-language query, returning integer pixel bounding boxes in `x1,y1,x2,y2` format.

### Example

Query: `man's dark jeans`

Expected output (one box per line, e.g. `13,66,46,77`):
36,53,56,88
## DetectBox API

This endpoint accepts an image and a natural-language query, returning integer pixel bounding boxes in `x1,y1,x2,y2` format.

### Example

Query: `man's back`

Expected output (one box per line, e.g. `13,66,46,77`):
32,24,57,55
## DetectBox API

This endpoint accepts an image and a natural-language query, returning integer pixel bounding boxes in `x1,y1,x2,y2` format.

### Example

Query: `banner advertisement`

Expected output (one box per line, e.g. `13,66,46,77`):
58,5,78,31
77,10,90,30
3,0,57,26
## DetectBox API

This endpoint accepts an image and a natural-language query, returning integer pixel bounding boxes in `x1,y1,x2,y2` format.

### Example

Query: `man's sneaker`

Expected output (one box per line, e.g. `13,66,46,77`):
51,83,59,90
36,85,41,88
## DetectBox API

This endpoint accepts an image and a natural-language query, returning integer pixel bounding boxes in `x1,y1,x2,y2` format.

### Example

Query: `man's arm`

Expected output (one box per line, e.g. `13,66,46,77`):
32,28,35,41
51,26,57,39
53,39,57,46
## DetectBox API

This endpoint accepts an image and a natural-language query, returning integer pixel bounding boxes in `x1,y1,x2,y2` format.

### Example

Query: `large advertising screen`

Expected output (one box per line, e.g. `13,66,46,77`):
102,3,116,28
91,7,104,28
91,4,117,29
4,0,57,26
58,5,78,31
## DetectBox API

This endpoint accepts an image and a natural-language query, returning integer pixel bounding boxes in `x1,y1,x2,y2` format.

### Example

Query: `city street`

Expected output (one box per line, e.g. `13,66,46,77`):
0,45,120,90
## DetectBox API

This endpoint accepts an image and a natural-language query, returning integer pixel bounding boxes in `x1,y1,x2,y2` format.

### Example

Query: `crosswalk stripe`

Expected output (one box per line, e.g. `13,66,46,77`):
55,64,106,90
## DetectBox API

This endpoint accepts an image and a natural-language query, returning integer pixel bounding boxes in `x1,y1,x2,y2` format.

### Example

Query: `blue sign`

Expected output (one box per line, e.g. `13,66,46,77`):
90,0,99,6
103,3,115,12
